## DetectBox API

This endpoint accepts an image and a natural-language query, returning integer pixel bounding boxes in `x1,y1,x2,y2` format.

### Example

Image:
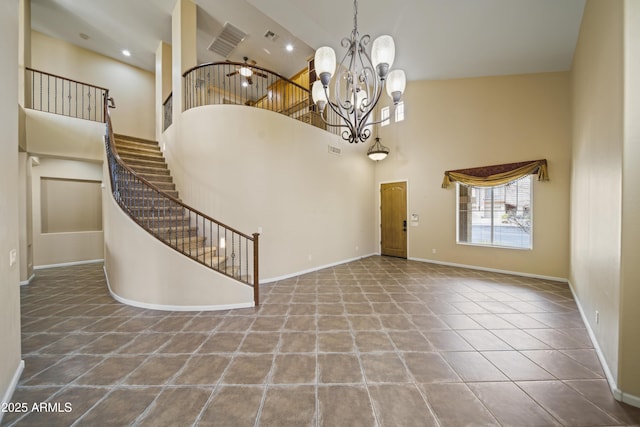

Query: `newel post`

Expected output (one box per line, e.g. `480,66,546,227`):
253,233,260,306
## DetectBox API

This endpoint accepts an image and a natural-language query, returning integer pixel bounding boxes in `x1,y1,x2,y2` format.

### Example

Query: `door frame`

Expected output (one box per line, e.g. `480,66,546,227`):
377,179,409,257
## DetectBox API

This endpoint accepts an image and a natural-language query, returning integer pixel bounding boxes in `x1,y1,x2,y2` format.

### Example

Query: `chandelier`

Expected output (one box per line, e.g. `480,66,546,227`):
312,0,406,147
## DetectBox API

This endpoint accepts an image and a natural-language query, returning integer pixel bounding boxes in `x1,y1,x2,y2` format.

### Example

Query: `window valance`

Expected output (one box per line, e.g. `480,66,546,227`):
441,159,549,188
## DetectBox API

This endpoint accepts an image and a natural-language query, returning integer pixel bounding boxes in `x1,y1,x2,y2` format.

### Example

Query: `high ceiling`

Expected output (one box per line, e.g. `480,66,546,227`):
31,0,586,81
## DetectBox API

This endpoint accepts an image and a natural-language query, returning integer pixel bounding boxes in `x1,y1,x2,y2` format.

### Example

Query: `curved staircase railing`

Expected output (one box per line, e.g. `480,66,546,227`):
25,67,260,305
103,97,260,305
183,61,340,135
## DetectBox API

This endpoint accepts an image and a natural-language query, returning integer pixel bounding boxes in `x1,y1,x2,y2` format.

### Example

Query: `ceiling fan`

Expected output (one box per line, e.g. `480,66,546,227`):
226,57,268,85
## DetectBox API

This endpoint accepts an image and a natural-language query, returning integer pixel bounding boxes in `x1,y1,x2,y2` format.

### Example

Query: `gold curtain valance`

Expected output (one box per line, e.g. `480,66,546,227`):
442,159,549,188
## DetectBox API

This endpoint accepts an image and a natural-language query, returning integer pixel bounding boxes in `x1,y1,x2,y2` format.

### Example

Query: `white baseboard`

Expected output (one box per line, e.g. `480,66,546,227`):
103,266,253,312
567,280,640,408
260,253,378,284
19,273,35,286
0,360,25,423
34,259,104,270
409,256,568,283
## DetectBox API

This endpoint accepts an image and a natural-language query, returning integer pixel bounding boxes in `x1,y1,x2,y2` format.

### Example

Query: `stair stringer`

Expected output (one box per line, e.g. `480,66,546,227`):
102,158,254,311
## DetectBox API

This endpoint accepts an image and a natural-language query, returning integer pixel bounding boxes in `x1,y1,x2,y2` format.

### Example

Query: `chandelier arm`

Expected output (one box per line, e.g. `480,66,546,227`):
356,43,379,112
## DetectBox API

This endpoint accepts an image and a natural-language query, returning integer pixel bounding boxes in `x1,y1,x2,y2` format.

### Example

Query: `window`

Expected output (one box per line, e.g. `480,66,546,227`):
380,106,390,126
456,175,532,249
395,101,404,122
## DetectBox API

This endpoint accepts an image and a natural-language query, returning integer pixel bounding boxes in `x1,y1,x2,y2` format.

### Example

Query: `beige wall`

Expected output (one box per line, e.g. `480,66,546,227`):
619,0,640,401
376,72,571,280
0,0,23,412
26,109,104,160
571,0,624,387
31,158,104,267
162,105,377,280
30,31,155,140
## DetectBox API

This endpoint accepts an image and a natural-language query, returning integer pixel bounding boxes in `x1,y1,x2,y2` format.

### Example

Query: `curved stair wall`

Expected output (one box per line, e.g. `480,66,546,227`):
102,159,254,309
161,104,378,281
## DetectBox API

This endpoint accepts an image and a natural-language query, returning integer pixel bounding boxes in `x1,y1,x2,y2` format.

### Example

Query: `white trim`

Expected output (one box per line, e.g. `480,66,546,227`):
409,256,568,283
103,267,253,312
567,280,640,408
34,259,104,270
0,360,24,423
260,253,378,284
19,273,35,286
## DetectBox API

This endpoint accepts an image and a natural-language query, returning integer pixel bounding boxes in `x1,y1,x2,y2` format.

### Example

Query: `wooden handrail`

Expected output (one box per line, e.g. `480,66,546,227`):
27,66,109,92
183,61,309,92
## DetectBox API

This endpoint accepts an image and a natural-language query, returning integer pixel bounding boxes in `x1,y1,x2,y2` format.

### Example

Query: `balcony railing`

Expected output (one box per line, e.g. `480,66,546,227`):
26,67,107,122
183,61,340,136
163,92,173,131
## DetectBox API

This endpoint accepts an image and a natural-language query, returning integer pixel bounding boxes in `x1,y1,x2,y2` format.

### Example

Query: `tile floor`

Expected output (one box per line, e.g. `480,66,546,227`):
3,257,640,426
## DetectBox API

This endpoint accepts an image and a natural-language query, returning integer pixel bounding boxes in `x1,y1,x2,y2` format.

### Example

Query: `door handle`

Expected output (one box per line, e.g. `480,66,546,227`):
403,220,407,232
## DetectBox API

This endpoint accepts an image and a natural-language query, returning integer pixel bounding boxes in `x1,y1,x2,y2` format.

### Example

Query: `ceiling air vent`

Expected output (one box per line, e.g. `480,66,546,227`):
208,22,247,58
328,145,342,156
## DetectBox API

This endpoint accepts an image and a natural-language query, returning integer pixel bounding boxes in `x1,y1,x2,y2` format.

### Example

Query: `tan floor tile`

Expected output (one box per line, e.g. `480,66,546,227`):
173,354,231,385
422,330,474,351
250,316,286,331
279,332,316,353
388,331,434,352
79,333,137,354
404,352,461,383
361,353,410,383
517,380,619,426
24,355,104,385
124,355,188,385
442,352,508,382
238,332,280,353
222,354,273,384
354,331,395,352
318,385,376,427
199,386,263,426
318,353,363,383
421,383,499,426
318,332,354,352
258,386,316,427
370,384,439,427
197,332,243,354
348,315,383,331
137,387,211,426
564,379,640,425
457,329,513,351
75,355,146,385
521,350,604,379
284,315,316,331
468,382,561,426
75,387,158,426
271,354,316,384
117,333,172,354
317,315,350,331
490,329,550,350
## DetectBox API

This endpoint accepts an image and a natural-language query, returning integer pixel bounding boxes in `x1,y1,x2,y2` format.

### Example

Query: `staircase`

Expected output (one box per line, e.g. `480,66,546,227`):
112,134,225,268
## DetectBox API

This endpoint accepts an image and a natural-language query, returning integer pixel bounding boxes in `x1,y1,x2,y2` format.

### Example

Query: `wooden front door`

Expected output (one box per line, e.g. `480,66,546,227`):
381,181,407,258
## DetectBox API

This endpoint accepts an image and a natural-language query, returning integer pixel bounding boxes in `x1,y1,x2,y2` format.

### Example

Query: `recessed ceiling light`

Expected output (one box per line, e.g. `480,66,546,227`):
285,43,294,52
122,49,131,57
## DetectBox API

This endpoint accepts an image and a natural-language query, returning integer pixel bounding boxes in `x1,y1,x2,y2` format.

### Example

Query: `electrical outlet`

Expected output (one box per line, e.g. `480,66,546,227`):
432,248,437,254
9,249,17,267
